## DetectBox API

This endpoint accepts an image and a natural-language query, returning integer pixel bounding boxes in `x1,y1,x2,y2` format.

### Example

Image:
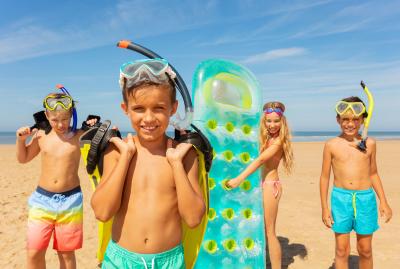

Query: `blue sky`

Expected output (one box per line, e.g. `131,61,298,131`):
1,0,399,132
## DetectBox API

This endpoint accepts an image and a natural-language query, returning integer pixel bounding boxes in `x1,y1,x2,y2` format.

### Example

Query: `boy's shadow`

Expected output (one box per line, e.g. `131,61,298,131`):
328,255,359,269
266,236,308,269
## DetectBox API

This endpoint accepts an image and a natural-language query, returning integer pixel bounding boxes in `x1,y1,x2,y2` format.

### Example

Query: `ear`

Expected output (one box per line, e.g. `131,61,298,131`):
170,100,178,116
44,110,50,120
121,102,128,115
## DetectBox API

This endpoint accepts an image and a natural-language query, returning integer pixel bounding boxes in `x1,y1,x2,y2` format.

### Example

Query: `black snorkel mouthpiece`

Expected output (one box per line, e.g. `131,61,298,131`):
357,139,367,152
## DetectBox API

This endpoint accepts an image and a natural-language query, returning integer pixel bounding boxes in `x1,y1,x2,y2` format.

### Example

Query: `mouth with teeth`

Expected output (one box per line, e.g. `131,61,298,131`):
344,128,357,133
141,125,158,133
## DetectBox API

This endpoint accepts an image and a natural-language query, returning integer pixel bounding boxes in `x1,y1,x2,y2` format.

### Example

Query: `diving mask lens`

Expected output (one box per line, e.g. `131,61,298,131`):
121,59,168,77
336,101,365,116
44,95,73,111
120,59,175,89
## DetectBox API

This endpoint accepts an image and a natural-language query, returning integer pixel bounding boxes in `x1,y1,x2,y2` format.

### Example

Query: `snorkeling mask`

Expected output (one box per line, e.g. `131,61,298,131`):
335,101,366,117
43,94,74,111
119,58,176,89
44,85,78,133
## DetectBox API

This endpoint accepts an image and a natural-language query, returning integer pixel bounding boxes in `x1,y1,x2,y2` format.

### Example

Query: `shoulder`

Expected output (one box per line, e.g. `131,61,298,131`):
76,129,85,136
272,139,283,146
366,137,377,151
326,137,339,147
323,138,339,153
266,138,283,149
104,140,121,159
366,137,376,145
180,142,198,159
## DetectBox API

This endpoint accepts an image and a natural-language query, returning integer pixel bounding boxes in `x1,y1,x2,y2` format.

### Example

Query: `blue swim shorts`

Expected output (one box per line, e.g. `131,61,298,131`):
331,186,379,235
102,240,185,269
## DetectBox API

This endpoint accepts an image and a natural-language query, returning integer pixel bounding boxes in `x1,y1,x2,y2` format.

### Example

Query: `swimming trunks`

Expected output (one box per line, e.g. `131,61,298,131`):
27,185,83,251
331,186,379,235
262,179,281,198
102,240,185,269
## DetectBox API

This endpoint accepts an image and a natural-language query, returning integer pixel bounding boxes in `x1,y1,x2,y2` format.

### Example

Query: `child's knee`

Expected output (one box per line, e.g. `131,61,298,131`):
57,251,76,261
335,244,350,259
357,243,372,259
27,249,46,261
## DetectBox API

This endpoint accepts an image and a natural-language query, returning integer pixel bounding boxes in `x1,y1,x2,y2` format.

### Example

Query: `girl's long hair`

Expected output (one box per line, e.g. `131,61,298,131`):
259,101,294,174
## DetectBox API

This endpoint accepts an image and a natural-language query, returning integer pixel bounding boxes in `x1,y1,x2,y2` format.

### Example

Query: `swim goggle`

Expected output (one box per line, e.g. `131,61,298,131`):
335,101,366,117
43,94,74,111
119,58,176,89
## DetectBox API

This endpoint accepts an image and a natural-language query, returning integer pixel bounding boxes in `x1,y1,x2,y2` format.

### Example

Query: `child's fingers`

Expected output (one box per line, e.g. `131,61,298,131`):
322,215,333,228
109,136,122,145
384,210,392,223
126,133,134,144
17,127,30,137
31,128,38,136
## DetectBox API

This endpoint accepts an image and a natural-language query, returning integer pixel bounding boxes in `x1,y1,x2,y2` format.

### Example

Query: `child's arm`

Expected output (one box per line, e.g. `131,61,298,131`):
167,141,206,228
16,127,40,163
91,134,136,222
226,142,282,189
320,141,334,228
369,139,392,222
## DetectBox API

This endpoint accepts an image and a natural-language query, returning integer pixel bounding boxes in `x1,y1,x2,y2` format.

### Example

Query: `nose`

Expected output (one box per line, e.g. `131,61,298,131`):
143,110,156,123
348,119,356,126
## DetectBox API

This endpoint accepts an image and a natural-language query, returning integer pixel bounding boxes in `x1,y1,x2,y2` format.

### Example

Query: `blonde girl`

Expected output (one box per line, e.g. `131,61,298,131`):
227,101,293,269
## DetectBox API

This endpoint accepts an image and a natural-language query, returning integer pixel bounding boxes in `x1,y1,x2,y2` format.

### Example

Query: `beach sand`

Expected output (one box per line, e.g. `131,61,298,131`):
1,141,399,268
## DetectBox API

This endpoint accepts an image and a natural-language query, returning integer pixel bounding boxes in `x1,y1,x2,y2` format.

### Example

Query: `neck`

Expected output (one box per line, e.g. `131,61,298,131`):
269,132,279,139
340,133,360,142
137,134,168,153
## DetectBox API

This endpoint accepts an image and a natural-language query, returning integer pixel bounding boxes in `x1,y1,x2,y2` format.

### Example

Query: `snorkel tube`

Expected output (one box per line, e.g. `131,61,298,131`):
117,40,193,130
56,84,78,132
358,81,374,152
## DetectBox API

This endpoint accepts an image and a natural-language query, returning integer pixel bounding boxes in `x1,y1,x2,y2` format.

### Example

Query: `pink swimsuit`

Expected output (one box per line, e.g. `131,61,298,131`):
262,180,281,198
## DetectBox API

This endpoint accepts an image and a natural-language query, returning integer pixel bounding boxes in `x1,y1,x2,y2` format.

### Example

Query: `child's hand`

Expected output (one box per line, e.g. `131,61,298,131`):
379,202,392,223
85,118,98,127
322,208,334,228
16,126,36,140
110,133,136,159
166,140,192,164
226,178,242,189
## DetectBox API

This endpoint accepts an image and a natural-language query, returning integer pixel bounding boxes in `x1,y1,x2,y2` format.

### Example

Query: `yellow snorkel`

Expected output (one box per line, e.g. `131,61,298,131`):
358,81,374,152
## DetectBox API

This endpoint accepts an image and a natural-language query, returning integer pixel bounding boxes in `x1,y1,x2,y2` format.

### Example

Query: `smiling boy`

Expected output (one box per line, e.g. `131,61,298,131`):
319,96,392,269
91,59,205,268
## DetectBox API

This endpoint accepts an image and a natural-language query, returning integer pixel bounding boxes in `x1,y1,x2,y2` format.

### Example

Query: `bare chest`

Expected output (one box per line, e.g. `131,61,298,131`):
128,155,175,191
39,137,80,159
332,144,370,166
